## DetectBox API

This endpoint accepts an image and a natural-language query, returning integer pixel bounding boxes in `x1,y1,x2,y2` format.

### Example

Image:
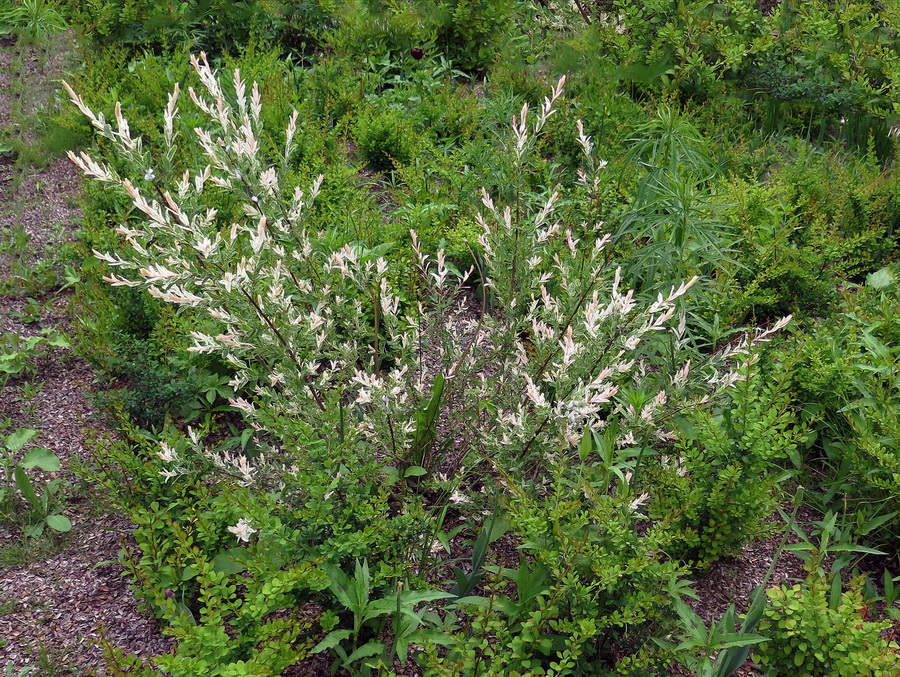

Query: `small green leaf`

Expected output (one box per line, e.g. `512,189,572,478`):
395,636,409,664
5,428,37,453
857,511,898,536
44,334,70,349
21,447,61,472
450,595,491,608
345,640,385,663
311,629,352,654
403,466,427,478
827,544,885,555
866,267,894,289
14,467,41,510
578,428,592,462
173,602,196,625
46,515,72,532
24,523,44,538
212,550,246,575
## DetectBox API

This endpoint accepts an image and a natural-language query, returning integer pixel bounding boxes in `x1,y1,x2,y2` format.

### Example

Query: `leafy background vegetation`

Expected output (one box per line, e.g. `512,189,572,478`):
2,0,900,674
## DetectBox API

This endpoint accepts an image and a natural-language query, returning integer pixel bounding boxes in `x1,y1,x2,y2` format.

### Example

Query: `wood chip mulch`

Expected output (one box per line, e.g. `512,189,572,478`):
1,33,172,675
689,506,821,624
0,515,174,673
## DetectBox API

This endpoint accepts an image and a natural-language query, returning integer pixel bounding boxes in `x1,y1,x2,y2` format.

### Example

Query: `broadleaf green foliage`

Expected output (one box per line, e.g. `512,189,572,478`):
653,600,766,676
778,267,900,551
1,429,69,537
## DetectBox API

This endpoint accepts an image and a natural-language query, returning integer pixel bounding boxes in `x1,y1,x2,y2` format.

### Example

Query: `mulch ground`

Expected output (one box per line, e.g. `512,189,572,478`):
0,32,173,674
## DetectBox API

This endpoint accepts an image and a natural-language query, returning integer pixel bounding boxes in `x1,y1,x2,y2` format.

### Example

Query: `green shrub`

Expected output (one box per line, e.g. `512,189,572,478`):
328,0,431,58
717,142,899,322
588,0,769,93
583,0,900,163
56,46,195,149
61,0,328,55
420,463,688,674
65,57,798,674
825,271,900,546
401,77,483,147
91,334,229,430
422,0,516,73
353,106,419,172
388,142,492,271
306,55,374,123
652,369,808,563
771,266,900,555
85,412,436,674
755,575,898,676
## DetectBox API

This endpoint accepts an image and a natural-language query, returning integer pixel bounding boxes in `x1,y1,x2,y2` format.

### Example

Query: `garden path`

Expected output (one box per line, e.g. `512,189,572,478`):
0,32,171,674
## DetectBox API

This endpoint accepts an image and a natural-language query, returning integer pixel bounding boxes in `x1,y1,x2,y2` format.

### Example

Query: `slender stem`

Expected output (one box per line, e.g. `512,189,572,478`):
238,288,326,411
373,283,381,379
519,312,642,461
510,183,521,306
573,0,592,24
533,272,601,382
449,250,487,379
386,413,399,460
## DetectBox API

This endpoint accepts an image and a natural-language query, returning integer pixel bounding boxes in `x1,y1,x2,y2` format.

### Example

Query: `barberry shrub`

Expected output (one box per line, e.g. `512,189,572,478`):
755,575,898,677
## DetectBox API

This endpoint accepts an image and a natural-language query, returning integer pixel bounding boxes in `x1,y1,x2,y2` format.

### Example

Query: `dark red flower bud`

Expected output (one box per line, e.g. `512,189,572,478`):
411,48,425,60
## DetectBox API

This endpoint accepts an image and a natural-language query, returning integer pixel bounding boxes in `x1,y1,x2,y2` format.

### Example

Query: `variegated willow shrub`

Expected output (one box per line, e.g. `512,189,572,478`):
67,55,793,673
